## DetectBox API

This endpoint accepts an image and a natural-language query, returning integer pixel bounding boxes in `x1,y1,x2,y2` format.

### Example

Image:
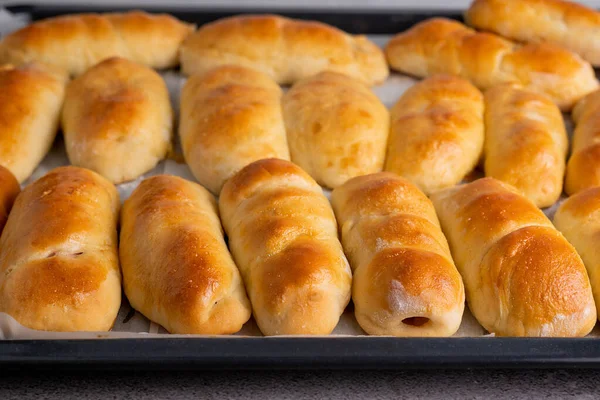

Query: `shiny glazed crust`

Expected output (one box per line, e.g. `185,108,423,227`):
431,177,596,337
180,14,388,85
385,18,598,111
331,172,465,336
0,11,195,76
0,166,121,332
219,158,352,336
120,175,252,334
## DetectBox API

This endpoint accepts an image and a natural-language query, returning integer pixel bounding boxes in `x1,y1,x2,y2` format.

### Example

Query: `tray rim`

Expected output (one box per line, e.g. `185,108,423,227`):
4,336,600,370
4,3,465,34
2,3,600,370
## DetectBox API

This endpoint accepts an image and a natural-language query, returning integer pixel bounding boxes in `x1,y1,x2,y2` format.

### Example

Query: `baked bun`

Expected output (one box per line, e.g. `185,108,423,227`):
0,62,66,182
283,71,389,189
466,0,600,66
385,18,598,111
565,89,600,195
219,158,352,335
0,166,20,235
431,177,596,337
0,166,121,332
554,186,600,321
331,172,465,336
483,83,567,207
385,74,484,194
180,14,388,85
62,57,172,184
0,11,194,76
120,175,251,334
180,65,289,194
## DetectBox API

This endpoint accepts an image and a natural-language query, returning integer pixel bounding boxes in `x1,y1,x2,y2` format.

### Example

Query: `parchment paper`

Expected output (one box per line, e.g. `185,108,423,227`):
0,9,594,340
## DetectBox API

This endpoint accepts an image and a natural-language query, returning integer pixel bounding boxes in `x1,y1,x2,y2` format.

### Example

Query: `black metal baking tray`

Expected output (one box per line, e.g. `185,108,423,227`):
2,4,600,371
4,337,600,370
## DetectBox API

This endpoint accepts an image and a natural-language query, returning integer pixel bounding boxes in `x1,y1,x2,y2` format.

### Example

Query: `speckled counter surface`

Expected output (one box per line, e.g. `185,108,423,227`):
1,369,599,399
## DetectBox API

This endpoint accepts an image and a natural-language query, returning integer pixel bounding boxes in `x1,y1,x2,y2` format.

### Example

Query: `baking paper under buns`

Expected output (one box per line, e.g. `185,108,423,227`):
0,166,121,332
219,158,352,336
180,14,388,85
566,89,600,195
483,84,568,208
0,166,20,235
283,71,389,189
0,63,66,183
120,175,251,334
554,186,600,321
385,18,598,111
0,11,195,76
62,57,173,184
466,0,600,66
180,65,290,194
431,178,596,337
385,74,484,195
331,173,465,337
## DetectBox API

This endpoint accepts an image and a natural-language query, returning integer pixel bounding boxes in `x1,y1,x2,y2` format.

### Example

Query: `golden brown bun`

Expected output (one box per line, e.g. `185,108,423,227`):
483,84,567,208
219,158,352,335
0,11,195,76
385,74,484,195
565,89,600,195
180,14,388,85
385,18,598,111
331,172,465,336
283,71,389,189
466,0,600,66
0,166,121,332
431,177,596,337
554,186,600,321
180,65,290,194
0,63,67,182
0,166,20,235
62,57,173,184
120,175,251,334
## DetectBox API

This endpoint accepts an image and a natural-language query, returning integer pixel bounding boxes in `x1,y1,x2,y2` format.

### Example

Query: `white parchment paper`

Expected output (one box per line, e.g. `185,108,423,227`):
0,9,593,340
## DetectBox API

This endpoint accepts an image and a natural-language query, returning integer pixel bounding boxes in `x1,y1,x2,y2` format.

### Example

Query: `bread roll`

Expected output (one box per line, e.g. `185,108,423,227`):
0,11,195,76
483,84,567,208
331,172,465,336
62,57,172,184
219,158,352,335
554,186,600,321
180,14,388,85
283,71,389,189
0,166,20,235
120,175,251,334
430,177,596,337
180,65,290,195
466,0,600,66
385,18,598,111
0,166,120,332
385,74,484,195
0,63,66,182
565,89,600,195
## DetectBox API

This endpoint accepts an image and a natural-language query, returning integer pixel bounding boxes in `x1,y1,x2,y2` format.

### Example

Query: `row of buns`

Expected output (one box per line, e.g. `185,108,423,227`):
1,2,600,104
2,57,599,209
1,160,600,337
1,4,600,195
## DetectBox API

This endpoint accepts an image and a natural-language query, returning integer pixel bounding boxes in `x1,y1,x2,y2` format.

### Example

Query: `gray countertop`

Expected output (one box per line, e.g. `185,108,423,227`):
2,369,600,399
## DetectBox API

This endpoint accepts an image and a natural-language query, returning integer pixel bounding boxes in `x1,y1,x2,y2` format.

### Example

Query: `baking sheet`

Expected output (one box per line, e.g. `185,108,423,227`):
0,8,593,340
